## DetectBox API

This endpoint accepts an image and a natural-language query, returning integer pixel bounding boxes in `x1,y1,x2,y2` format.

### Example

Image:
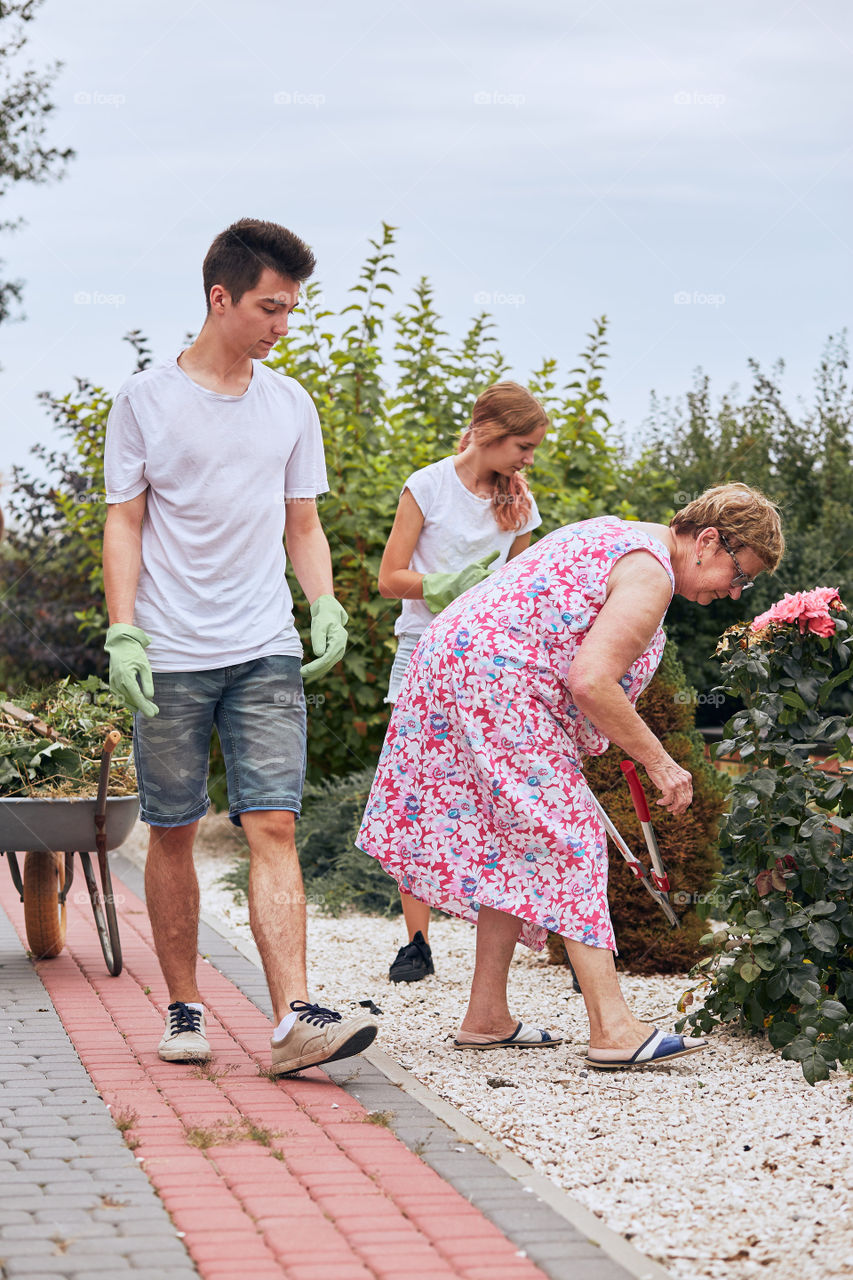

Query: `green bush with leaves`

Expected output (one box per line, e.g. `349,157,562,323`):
0,333,151,687
627,337,853,721
678,599,853,1083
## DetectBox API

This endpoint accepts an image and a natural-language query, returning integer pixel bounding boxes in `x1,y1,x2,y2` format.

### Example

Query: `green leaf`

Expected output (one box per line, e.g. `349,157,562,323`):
766,970,789,1001
739,961,761,983
819,1000,848,1025
768,1017,797,1048
807,919,840,951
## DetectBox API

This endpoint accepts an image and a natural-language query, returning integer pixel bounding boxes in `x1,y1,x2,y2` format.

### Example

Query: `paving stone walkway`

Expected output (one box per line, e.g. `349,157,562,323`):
0,855,665,1280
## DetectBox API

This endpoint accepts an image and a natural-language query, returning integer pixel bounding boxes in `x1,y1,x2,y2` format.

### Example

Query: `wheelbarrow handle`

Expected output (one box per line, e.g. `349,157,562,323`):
95,731,122,834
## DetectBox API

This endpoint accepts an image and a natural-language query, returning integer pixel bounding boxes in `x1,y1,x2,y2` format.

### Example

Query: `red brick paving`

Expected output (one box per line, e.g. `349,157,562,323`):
0,867,549,1280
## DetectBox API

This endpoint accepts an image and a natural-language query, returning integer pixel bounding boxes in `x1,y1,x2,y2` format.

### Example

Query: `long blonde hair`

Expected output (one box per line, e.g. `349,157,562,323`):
457,381,548,532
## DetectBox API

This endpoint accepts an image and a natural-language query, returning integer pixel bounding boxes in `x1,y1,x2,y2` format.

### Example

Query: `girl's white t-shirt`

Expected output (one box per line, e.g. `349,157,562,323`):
396,455,541,637
104,357,328,671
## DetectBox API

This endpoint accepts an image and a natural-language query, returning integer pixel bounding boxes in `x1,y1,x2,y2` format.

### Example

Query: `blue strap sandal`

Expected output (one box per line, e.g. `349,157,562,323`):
585,1026,708,1070
454,1021,563,1050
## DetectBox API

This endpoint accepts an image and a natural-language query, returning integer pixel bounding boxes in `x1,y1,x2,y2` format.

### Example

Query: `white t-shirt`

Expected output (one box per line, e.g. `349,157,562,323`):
396,455,542,637
104,357,328,671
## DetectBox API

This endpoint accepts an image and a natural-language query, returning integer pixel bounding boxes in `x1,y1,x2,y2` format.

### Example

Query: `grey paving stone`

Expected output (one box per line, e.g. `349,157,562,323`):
125,1270,199,1279
2,1223,114,1241
0,907,195,1278
3,1258,132,1275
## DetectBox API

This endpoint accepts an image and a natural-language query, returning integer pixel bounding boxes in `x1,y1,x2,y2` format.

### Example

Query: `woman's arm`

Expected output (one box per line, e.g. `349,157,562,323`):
507,532,530,561
568,551,692,814
378,489,427,600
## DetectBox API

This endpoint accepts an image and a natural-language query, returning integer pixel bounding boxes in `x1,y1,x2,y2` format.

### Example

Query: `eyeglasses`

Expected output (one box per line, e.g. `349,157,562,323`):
718,532,754,591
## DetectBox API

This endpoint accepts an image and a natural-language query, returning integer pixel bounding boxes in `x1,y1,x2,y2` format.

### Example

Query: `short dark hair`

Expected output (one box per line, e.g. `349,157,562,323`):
202,219,316,310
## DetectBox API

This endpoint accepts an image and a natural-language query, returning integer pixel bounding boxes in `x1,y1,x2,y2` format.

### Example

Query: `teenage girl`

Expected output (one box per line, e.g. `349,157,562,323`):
377,380,549,981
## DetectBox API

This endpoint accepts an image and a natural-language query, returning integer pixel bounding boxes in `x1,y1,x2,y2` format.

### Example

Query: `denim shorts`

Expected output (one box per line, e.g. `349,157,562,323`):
132,655,307,828
385,633,422,705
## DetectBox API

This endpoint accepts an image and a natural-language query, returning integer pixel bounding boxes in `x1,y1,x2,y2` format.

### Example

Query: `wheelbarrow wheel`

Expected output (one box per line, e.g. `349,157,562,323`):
23,850,66,959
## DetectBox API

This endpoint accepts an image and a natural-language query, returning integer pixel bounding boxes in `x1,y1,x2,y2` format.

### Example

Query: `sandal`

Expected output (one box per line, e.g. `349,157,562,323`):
585,1026,708,1070
453,1021,563,1050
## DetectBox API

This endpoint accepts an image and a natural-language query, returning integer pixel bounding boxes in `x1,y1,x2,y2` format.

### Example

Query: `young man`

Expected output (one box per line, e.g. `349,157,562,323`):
102,218,377,1075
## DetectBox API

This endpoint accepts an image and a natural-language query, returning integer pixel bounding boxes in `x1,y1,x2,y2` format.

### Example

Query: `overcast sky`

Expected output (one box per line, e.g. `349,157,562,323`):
1,0,850,493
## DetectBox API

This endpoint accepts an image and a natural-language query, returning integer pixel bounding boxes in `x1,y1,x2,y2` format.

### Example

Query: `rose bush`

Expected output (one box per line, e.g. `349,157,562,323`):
678,589,853,1084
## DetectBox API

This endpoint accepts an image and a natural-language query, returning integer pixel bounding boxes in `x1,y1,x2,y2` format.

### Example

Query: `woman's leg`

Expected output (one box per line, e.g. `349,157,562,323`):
399,890,431,943
459,905,522,1037
564,937,648,1049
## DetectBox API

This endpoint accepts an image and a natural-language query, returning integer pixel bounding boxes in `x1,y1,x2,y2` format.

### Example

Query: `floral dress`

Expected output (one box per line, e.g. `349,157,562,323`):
356,517,674,953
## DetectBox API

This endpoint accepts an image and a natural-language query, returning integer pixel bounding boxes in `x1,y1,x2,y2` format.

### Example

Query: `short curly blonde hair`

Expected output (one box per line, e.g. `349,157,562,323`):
670,483,784,571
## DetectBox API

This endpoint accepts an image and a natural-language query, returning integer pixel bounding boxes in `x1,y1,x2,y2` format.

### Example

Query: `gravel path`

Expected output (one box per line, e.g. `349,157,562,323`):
120,814,853,1280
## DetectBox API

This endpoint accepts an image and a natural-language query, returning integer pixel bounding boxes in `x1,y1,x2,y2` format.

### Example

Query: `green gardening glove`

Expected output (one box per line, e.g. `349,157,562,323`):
421,550,500,614
300,595,349,686
104,624,159,718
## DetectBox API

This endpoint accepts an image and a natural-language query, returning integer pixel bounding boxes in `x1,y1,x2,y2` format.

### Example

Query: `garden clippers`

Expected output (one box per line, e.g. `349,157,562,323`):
620,760,671,893
588,768,680,929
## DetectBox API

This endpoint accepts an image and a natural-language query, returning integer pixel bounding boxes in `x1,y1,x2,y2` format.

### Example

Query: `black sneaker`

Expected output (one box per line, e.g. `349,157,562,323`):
389,930,435,983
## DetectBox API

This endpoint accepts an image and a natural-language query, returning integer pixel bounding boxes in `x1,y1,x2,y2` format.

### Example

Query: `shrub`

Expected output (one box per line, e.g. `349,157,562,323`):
678,590,853,1083
546,641,729,974
626,336,853,723
0,333,152,688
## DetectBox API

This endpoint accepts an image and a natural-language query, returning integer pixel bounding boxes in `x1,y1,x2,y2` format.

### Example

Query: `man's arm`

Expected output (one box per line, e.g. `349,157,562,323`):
103,493,147,623
102,491,158,716
284,497,334,603
285,497,348,685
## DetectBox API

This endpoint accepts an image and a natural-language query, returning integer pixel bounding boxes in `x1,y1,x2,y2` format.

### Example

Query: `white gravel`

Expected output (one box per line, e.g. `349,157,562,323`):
120,814,853,1280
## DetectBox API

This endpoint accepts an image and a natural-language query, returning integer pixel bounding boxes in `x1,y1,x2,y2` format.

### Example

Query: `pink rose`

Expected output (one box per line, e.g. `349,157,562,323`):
752,587,843,637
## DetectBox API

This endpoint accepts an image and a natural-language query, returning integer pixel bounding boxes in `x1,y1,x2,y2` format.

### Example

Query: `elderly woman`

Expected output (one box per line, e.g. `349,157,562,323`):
357,483,784,1070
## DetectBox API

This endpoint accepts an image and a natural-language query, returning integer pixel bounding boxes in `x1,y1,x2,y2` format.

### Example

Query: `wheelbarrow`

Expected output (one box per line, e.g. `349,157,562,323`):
0,731,138,975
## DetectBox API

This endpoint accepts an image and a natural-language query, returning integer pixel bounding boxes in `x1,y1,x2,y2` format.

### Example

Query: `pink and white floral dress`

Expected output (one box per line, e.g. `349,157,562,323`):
356,517,674,953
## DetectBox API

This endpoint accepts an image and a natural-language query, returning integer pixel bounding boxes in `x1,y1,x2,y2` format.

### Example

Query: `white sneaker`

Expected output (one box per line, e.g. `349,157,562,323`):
158,1002,211,1062
271,1001,377,1076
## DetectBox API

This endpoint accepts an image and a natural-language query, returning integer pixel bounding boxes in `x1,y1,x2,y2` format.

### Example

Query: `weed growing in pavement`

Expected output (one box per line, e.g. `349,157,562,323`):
185,1120,246,1149
185,1117,290,1152
112,1106,138,1132
190,1061,236,1084
244,1123,278,1147
364,1111,393,1127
